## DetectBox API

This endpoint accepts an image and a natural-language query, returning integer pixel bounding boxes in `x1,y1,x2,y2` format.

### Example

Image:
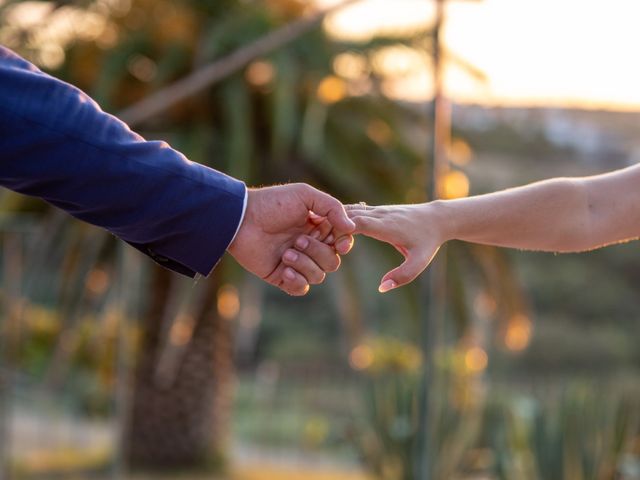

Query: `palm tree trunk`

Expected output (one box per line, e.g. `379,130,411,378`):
127,265,235,470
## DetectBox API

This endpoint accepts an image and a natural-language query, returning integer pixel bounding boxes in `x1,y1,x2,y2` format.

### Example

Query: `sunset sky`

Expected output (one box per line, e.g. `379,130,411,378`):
321,0,640,111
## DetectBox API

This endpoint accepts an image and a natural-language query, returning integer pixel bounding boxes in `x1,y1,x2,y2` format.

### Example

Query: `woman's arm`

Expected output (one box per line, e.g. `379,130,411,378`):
347,163,640,292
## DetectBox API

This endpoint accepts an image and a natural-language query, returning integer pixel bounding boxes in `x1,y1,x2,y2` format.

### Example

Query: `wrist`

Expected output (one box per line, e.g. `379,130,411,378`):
421,200,454,244
228,189,257,258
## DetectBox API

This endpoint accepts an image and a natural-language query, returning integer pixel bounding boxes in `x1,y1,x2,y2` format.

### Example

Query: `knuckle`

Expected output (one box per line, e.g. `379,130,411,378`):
320,221,332,234
296,182,311,195
309,238,329,256
356,216,370,227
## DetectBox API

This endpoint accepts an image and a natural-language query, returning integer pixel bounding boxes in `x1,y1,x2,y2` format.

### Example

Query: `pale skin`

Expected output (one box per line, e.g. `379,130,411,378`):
345,164,640,293
227,183,355,296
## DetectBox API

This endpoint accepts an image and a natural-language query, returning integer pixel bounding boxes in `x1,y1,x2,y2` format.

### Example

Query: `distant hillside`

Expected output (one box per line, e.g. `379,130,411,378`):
453,103,640,165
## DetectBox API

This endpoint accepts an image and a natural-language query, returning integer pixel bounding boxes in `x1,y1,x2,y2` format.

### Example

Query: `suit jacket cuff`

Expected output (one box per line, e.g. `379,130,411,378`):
127,177,246,278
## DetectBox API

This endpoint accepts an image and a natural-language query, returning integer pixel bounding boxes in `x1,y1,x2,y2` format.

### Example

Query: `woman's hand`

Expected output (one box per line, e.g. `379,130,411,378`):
345,203,447,292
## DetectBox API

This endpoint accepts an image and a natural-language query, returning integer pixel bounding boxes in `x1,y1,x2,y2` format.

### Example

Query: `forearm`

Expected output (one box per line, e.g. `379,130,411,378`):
432,174,633,253
349,164,640,291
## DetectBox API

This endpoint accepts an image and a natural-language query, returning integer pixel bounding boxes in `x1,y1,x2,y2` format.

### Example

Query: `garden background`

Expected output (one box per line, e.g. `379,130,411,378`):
0,0,639,479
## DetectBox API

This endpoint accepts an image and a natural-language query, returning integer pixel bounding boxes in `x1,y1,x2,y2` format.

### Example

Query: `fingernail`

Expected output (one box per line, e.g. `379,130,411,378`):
378,280,397,293
311,230,321,239
295,236,310,250
336,238,352,254
326,234,334,244
284,250,298,262
284,268,296,280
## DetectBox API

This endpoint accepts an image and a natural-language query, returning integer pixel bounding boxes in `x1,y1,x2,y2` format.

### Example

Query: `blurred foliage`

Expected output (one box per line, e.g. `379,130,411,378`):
355,369,640,480
2,0,639,478
353,342,485,480
486,384,640,480
0,0,442,471
349,337,423,375
11,300,137,415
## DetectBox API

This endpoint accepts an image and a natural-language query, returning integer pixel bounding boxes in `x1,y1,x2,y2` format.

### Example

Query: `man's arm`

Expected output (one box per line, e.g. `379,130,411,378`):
346,163,640,292
0,46,245,278
0,46,354,294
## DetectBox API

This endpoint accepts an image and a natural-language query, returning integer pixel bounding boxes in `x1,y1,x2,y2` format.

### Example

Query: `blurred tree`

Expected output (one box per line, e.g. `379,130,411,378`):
0,0,432,469
0,0,524,474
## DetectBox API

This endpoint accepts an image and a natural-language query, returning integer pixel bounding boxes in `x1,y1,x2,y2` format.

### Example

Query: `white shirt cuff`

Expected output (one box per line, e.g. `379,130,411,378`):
228,186,248,248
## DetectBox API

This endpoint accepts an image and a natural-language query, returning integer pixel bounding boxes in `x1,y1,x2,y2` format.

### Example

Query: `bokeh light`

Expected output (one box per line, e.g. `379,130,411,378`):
85,268,109,296
217,284,240,320
246,60,275,87
464,347,488,373
440,169,470,199
169,313,195,347
317,75,347,104
349,344,374,371
505,314,532,352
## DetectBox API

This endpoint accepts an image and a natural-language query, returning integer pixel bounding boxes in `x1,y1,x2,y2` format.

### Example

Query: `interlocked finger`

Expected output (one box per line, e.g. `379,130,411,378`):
282,248,327,284
293,235,341,273
265,263,310,296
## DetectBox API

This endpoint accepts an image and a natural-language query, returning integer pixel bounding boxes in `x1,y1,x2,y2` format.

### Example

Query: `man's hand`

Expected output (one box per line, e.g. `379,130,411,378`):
227,184,355,295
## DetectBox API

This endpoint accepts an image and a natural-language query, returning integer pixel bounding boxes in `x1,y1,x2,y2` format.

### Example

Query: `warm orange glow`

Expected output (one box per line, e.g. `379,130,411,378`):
86,268,109,295
18,446,111,475
372,46,423,77
349,344,374,370
317,75,347,104
448,138,473,166
127,54,157,82
333,52,368,80
169,313,195,347
366,119,393,146
217,284,240,320
505,314,532,351
3,3,111,69
245,60,275,87
320,0,640,110
464,347,488,373
440,170,469,199
323,0,434,43
474,291,497,317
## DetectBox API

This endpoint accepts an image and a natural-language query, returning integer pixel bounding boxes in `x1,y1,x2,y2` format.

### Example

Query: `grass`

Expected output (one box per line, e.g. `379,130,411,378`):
232,465,373,480
128,464,372,480
12,445,112,477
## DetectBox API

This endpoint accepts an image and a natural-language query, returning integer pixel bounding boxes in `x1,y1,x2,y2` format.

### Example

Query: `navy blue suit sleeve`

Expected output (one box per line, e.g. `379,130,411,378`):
0,46,246,277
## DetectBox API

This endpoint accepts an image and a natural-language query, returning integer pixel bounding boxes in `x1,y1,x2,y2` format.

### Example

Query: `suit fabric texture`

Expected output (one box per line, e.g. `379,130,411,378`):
0,46,246,277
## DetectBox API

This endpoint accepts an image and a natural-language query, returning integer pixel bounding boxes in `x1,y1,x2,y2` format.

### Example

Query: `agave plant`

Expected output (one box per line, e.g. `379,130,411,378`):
351,338,487,480
487,384,640,480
